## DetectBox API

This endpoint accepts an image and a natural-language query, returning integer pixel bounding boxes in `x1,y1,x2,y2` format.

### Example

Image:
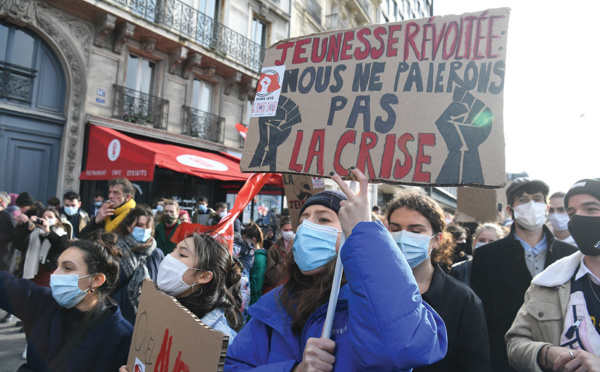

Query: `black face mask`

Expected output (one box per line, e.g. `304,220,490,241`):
568,215,600,256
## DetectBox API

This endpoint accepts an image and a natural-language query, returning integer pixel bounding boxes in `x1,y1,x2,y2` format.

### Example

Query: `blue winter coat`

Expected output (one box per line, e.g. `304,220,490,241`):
0,272,133,372
225,221,447,371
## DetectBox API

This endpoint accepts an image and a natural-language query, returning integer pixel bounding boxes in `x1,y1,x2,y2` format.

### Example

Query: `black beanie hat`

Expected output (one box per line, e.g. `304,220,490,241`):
564,179,600,208
299,190,348,216
15,192,34,207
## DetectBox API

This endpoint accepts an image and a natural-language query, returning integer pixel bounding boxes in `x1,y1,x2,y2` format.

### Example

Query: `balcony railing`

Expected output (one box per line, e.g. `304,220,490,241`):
325,14,349,30
0,61,36,103
107,0,266,72
113,85,169,130
182,106,225,144
306,0,322,24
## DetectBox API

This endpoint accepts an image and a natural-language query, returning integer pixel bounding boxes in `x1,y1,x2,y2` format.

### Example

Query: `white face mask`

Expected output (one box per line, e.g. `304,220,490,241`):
156,254,200,296
548,213,570,232
474,241,487,250
46,218,56,226
513,201,547,231
282,231,295,241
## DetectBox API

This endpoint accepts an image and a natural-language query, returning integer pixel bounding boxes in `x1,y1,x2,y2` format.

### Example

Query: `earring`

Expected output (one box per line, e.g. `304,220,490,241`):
90,288,95,293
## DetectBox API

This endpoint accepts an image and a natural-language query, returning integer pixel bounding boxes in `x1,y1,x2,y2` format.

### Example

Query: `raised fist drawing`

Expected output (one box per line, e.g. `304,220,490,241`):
249,95,302,171
435,87,493,184
258,76,271,94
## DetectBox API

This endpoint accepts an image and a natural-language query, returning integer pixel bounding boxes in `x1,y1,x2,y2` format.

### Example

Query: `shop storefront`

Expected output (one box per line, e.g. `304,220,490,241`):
79,125,283,220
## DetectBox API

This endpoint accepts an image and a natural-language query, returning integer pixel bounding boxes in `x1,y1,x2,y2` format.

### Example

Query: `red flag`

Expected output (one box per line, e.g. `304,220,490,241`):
170,173,274,253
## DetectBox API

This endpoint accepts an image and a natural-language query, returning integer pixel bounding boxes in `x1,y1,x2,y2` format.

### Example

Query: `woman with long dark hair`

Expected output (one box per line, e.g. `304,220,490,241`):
0,231,132,371
157,233,244,341
225,168,447,371
112,206,164,325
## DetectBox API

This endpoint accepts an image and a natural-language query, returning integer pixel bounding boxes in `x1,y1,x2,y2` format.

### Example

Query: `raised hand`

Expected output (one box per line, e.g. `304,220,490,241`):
330,167,371,238
95,200,115,224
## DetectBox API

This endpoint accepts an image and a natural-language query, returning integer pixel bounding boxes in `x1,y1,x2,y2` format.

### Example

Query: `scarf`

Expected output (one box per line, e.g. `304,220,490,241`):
23,226,66,279
117,234,156,312
105,199,136,232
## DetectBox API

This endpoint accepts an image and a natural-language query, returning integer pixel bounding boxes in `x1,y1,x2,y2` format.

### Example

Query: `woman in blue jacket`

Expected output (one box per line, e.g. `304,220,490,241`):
225,168,447,371
0,231,132,372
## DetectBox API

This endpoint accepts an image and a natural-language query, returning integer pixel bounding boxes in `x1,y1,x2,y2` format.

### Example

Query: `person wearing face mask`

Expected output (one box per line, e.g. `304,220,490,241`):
386,189,490,372
225,168,447,372
192,196,214,225
0,231,132,371
450,222,506,286
119,232,244,372
59,191,90,239
112,206,164,325
447,224,470,266
264,216,294,293
155,199,181,255
12,208,68,287
210,202,228,226
548,191,577,247
152,197,165,223
158,232,243,342
87,190,104,218
506,179,600,371
471,177,577,372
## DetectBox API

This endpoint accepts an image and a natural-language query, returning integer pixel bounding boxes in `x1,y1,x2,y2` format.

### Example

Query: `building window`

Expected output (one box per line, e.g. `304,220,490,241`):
252,18,268,47
125,54,155,94
192,79,213,113
0,22,38,103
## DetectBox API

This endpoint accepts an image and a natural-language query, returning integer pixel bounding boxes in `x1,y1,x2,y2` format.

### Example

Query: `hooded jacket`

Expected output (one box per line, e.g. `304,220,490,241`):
505,251,600,372
224,221,447,371
471,224,577,372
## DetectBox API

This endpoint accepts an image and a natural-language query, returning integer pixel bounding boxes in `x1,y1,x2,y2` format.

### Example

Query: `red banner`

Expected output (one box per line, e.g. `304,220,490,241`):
170,173,274,253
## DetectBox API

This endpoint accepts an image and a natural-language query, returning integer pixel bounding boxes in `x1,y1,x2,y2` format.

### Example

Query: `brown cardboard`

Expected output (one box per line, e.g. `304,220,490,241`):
283,174,326,228
457,187,505,223
241,9,509,188
127,280,227,372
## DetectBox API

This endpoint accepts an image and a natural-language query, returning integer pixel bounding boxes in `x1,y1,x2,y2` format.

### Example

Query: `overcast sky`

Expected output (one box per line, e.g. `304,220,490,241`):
435,0,600,194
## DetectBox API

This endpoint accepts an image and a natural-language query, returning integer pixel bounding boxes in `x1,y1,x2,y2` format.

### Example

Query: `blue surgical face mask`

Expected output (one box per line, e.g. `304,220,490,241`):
198,204,207,213
64,206,78,216
156,205,164,212
132,227,152,243
94,201,102,207
293,220,340,272
50,274,92,309
391,231,435,268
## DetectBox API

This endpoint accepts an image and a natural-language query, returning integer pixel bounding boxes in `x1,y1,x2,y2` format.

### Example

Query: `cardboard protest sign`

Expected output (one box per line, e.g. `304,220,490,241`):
241,9,509,187
457,187,500,223
127,280,227,372
283,174,326,228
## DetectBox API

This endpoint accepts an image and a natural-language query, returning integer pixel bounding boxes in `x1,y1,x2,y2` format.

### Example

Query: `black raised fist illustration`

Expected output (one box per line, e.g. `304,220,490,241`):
249,95,302,171
435,87,493,184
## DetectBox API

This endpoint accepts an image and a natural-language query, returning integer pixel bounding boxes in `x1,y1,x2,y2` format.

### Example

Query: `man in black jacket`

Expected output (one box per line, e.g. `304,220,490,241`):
471,178,577,372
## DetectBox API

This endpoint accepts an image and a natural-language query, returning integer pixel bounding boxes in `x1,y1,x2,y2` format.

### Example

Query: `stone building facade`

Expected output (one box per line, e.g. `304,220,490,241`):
0,0,291,205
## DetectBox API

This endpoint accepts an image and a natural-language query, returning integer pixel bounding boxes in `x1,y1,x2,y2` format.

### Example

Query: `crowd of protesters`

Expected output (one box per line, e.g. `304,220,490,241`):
1,171,600,371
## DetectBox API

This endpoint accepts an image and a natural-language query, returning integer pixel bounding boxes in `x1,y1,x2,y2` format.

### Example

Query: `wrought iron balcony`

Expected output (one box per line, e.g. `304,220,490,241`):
182,106,225,144
325,14,349,30
0,61,36,103
106,0,266,72
306,0,322,24
112,85,169,130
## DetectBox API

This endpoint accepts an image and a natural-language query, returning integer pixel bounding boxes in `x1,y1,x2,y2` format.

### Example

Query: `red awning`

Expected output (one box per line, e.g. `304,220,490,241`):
80,125,282,185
